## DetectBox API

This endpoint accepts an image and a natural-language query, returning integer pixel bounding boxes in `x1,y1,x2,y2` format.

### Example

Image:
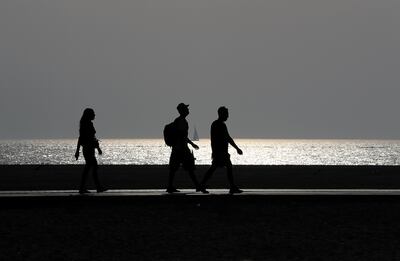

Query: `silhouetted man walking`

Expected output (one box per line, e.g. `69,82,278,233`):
167,103,203,193
201,106,243,194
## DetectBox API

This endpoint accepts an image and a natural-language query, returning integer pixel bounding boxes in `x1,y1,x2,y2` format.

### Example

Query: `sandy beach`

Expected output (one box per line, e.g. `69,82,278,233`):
1,194,400,260
0,165,399,190
1,165,400,260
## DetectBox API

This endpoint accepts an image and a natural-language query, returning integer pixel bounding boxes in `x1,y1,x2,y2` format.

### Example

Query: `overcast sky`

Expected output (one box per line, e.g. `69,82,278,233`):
1,0,399,139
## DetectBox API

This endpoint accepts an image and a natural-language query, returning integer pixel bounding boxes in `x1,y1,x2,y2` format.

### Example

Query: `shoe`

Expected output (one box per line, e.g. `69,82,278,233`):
229,187,243,194
166,187,180,193
79,189,90,194
196,186,209,194
97,188,108,193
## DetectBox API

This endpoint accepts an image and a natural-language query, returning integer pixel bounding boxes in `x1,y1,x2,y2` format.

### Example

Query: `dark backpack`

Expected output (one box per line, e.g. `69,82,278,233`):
163,121,178,146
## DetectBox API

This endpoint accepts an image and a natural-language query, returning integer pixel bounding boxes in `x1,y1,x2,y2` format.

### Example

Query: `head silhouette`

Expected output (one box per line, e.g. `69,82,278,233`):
177,103,189,117
218,106,229,122
80,108,95,124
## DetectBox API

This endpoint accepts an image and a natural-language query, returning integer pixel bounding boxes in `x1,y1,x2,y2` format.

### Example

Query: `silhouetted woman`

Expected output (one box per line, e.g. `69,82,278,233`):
75,108,107,194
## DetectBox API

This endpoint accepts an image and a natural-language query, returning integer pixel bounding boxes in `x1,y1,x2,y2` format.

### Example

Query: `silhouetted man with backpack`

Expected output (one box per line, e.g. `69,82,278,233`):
165,103,205,193
200,106,243,194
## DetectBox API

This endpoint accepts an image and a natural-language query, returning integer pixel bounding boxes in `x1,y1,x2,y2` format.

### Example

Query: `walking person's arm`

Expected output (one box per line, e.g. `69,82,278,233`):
228,136,243,155
75,138,81,160
187,138,199,150
95,139,103,155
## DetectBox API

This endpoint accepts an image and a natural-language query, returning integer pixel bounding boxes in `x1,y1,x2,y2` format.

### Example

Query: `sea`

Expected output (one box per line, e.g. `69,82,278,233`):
1,139,400,165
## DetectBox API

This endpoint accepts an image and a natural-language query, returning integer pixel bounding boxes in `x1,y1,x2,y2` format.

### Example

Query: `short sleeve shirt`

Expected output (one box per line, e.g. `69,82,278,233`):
173,117,189,150
79,121,96,146
210,120,230,155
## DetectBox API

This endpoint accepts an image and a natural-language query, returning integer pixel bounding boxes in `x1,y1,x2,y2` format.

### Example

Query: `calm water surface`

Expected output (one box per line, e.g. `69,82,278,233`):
0,139,400,165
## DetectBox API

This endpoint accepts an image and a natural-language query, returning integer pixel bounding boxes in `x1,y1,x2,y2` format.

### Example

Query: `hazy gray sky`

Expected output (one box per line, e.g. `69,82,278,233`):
1,0,399,139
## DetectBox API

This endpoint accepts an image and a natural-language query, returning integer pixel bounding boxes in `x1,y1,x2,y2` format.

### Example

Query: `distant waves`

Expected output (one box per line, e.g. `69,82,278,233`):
1,139,400,165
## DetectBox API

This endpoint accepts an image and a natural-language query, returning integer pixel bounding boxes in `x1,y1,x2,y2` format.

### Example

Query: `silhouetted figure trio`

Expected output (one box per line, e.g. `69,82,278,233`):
74,104,242,195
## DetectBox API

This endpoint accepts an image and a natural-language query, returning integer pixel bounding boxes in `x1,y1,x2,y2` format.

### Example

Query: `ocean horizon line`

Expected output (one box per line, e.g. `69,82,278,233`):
1,138,400,142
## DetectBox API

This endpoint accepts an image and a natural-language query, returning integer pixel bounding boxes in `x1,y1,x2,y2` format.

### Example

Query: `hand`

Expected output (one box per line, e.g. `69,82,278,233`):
237,148,243,155
192,144,199,150
98,148,103,155
75,151,79,160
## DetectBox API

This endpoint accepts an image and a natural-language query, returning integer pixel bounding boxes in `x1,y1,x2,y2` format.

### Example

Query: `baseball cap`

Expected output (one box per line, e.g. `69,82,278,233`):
177,103,189,111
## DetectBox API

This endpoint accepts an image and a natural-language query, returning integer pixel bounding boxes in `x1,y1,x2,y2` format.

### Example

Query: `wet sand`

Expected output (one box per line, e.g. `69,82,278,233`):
0,164,400,190
1,165,400,260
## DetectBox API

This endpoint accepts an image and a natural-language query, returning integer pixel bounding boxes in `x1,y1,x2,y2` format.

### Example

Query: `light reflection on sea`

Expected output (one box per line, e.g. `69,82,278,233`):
0,139,400,165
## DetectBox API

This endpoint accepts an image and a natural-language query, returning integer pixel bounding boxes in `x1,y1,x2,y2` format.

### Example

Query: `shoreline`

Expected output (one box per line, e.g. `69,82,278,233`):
0,165,399,190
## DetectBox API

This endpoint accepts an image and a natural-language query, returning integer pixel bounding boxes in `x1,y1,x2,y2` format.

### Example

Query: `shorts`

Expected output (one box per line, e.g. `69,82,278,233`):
212,153,232,167
83,146,98,165
169,148,195,171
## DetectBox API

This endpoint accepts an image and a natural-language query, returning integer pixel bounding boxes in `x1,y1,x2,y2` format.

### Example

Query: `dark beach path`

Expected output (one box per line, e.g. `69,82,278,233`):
1,165,400,260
